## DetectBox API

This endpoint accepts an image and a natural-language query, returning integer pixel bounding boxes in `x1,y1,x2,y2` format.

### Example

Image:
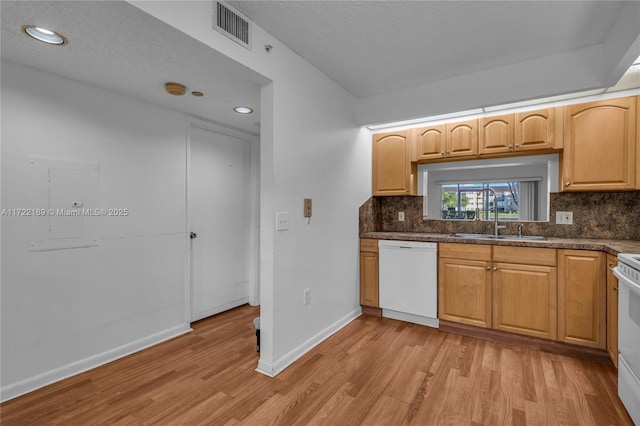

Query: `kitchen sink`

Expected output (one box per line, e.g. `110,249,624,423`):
449,233,547,241
450,233,497,239
498,235,547,241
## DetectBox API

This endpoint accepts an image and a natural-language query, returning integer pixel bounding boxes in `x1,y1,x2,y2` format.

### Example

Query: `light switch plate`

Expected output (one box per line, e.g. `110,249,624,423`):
555,211,573,225
398,212,405,221
276,212,289,231
304,198,312,218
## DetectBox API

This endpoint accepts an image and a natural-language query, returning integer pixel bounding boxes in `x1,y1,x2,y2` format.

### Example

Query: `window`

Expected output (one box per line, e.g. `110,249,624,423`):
441,181,539,220
418,154,558,222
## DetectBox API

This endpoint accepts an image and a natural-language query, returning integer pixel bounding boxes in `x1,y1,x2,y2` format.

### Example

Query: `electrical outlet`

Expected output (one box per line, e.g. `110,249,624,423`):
398,211,405,222
276,212,289,231
555,211,573,225
304,288,311,305
304,198,312,218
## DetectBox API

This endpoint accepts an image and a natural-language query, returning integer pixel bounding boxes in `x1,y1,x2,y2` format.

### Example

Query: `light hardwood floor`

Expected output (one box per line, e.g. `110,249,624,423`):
1,305,633,425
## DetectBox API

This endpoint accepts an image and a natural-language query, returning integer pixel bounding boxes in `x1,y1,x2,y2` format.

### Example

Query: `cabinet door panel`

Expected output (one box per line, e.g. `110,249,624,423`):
445,119,478,157
360,251,379,307
515,108,555,151
562,97,636,191
439,258,491,328
493,263,557,340
479,114,514,155
372,131,411,195
414,125,445,160
558,250,606,349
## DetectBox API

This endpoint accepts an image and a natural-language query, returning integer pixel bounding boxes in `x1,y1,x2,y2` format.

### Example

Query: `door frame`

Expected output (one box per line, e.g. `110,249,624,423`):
184,116,260,325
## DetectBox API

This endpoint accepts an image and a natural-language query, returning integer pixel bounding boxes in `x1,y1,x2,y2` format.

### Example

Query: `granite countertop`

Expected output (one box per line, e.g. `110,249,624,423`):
360,232,640,256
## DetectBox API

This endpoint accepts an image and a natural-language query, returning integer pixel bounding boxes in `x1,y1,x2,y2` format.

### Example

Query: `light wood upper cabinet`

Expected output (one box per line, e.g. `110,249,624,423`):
372,130,416,195
359,239,379,307
445,119,478,158
515,108,560,151
562,96,637,191
606,254,619,368
413,125,446,160
439,243,492,328
479,109,560,156
557,250,606,349
479,114,514,155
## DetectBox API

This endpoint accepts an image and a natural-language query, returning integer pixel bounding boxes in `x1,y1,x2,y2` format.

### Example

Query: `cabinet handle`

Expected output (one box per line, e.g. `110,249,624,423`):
565,182,571,187
374,257,378,260
406,188,410,192
493,267,498,271
486,266,491,270
515,144,520,148
441,151,446,156
508,145,513,149
446,151,450,155
613,287,619,292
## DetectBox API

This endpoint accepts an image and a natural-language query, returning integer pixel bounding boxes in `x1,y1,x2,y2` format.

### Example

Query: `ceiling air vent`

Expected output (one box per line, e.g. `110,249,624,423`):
213,1,252,50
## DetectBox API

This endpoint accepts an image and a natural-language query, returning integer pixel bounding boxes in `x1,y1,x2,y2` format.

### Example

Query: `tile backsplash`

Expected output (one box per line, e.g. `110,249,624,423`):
360,192,640,240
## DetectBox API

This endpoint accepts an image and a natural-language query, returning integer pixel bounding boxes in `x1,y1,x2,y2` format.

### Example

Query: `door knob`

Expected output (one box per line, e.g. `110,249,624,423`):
190,232,197,239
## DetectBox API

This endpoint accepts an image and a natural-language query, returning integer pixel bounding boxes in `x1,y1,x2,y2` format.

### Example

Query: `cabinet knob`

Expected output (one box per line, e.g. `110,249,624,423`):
515,144,520,148
508,145,513,149
440,151,446,155
486,266,491,270
406,188,410,192
493,267,498,271
565,182,571,187
446,151,450,155
613,286,619,292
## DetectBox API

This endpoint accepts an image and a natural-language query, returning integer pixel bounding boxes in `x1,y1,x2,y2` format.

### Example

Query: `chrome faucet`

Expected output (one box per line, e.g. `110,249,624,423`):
482,188,506,238
518,223,524,238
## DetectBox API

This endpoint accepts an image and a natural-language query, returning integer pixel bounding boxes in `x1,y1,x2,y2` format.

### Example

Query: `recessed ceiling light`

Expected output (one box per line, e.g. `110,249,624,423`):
234,106,253,114
22,25,67,45
191,91,204,97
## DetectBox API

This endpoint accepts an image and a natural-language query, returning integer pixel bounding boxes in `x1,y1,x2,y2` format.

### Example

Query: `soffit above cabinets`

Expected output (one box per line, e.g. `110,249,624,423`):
230,1,637,99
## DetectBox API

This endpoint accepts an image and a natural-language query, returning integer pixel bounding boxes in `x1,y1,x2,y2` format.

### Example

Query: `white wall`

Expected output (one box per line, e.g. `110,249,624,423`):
130,1,373,374
1,61,191,400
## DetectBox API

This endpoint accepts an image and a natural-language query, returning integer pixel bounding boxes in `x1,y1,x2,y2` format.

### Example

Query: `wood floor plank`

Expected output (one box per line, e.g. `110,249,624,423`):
1,304,633,425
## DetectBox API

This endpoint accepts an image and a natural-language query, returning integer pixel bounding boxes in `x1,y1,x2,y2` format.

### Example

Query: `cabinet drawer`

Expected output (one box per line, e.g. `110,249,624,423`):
360,238,378,253
493,246,556,266
440,243,491,261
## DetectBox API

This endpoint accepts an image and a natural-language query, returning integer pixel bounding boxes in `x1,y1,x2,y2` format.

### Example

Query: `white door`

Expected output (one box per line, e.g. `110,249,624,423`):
189,125,251,322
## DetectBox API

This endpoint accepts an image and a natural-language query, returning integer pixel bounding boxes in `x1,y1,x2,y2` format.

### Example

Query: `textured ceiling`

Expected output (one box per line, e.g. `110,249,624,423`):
1,1,268,135
229,1,626,98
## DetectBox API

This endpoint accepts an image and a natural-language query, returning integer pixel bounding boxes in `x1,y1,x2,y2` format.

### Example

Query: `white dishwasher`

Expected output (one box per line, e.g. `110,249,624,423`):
378,240,438,328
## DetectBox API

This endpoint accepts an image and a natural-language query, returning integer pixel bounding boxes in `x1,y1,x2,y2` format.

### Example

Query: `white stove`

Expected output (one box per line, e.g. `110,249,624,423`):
614,253,640,425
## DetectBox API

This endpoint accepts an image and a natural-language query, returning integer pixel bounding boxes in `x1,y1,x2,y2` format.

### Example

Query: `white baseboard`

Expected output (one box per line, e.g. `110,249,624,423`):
255,307,362,377
1,323,192,403
191,297,249,322
382,309,439,328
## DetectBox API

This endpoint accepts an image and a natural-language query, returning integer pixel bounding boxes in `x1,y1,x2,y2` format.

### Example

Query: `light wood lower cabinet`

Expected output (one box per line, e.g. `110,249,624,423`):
557,250,606,349
492,246,557,340
492,262,557,340
359,239,379,307
606,254,619,367
439,244,493,328
439,257,492,328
